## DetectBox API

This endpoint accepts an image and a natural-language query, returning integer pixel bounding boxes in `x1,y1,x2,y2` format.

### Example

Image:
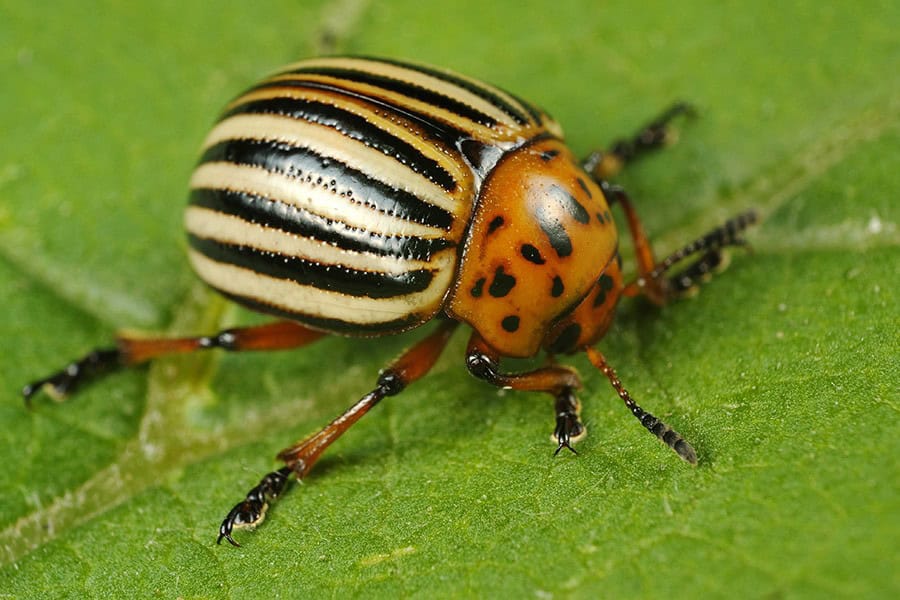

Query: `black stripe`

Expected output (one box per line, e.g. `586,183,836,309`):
509,92,545,124
189,188,454,261
216,290,421,335
200,138,454,231
188,234,435,299
224,96,457,192
248,79,471,148
284,66,499,127
373,57,531,126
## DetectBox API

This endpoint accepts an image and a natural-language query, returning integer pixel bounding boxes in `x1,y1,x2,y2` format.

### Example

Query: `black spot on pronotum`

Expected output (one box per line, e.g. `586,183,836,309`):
551,276,564,298
539,149,560,161
536,206,573,258
501,315,520,332
489,266,516,298
576,177,593,198
593,289,607,308
471,277,485,297
549,184,590,224
487,216,504,234
596,212,605,224
520,244,545,265
548,323,582,354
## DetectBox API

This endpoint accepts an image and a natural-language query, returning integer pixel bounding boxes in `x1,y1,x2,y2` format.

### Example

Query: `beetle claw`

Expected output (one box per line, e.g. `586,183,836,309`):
554,438,578,456
553,411,584,456
217,500,264,547
216,466,292,547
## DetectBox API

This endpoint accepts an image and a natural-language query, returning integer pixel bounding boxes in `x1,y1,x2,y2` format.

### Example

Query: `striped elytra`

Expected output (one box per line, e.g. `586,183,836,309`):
24,56,757,546
184,55,615,357
187,58,542,325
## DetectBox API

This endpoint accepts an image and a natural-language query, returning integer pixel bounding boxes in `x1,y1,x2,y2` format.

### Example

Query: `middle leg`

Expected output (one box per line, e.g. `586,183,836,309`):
583,102,696,180
601,182,756,304
465,332,585,455
217,319,459,546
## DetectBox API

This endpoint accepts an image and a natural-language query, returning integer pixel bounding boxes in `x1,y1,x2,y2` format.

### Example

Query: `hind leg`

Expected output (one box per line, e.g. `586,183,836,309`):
23,320,326,403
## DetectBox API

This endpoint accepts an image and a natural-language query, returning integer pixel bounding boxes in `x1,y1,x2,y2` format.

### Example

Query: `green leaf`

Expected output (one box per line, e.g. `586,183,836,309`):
2,1,897,597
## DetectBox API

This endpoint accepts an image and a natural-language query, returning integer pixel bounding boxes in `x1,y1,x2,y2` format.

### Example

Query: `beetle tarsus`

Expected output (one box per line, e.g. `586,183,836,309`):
552,388,584,456
651,209,758,299
22,347,122,405
553,413,581,456
217,466,292,547
611,101,697,160
583,101,697,178
553,435,579,457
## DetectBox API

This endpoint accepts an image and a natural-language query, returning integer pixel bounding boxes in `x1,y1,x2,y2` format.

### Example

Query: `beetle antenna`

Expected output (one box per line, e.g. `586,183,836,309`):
585,347,697,465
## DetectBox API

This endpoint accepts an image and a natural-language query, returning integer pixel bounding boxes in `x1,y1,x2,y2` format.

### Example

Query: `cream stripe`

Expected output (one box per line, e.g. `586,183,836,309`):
282,57,519,127
419,65,539,126
267,73,502,141
201,113,459,214
189,162,447,239
188,249,456,323
185,206,436,274
225,86,468,186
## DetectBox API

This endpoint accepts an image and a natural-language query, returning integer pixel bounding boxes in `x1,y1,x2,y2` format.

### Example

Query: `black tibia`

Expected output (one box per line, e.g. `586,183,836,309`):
553,388,585,456
586,347,697,465
582,102,696,177
217,467,292,547
22,347,122,404
651,210,758,296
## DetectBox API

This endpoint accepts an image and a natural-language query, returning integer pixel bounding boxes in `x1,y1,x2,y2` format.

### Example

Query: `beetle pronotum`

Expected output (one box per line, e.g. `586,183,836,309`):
23,57,755,546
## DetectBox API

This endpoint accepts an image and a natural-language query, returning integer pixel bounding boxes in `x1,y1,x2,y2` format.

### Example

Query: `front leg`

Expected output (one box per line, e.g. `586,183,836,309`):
583,102,696,179
465,332,585,455
553,388,586,456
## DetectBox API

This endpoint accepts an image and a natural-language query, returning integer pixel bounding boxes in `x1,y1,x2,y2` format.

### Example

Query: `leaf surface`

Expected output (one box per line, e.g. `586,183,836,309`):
2,1,898,597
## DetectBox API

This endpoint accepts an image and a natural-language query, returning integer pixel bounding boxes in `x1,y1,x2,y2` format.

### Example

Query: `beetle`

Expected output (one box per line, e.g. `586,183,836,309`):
23,56,756,546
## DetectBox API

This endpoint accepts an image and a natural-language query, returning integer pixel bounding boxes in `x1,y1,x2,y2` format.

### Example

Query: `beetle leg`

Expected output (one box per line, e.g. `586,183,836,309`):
585,346,697,465
637,210,757,298
598,181,756,304
598,182,668,304
217,319,459,547
464,332,585,455
553,388,585,456
621,209,757,302
22,320,326,405
582,102,696,179
216,467,293,547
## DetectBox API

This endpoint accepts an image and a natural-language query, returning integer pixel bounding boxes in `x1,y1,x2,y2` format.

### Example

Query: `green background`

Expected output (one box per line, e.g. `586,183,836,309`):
1,1,897,597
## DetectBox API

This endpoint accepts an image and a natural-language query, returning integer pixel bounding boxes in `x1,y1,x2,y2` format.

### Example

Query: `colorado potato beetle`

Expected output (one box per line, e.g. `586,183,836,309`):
23,56,756,546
